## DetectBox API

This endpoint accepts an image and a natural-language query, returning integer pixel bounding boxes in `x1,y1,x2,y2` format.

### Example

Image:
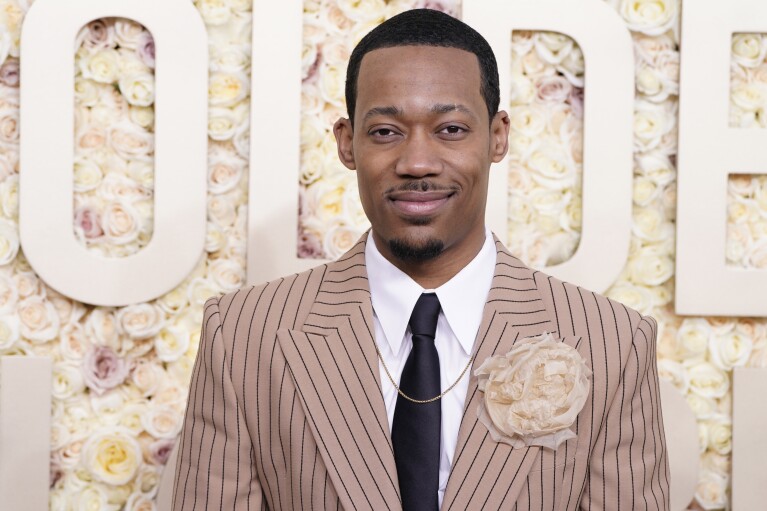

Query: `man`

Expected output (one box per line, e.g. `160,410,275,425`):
173,8,669,510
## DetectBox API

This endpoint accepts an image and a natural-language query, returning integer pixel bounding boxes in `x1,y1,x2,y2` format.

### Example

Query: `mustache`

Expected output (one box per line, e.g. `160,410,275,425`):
384,180,459,194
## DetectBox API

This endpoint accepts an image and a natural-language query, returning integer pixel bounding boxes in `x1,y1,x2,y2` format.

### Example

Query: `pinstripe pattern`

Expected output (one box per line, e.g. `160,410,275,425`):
172,234,669,510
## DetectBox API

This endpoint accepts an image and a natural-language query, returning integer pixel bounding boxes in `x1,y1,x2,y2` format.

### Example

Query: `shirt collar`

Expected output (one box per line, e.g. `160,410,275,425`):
365,228,497,356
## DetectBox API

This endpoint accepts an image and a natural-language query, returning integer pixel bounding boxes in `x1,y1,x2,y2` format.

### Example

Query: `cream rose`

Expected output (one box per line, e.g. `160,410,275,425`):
114,19,145,50
0,314,19,350
131,360,163,397
119,73,155,107
474,332,591,450
732,33,767,68
633,100,675,152
676,318,712,359
695,469,728,511
102,200,141,245
73,157,103,192
620,0,679,36
141,404,183,440
108,121,154,161
208,194,237,227
706,415,732,455
116,303,164,339
534,32,574,65
606,283,654,315
627,246,674,286
197,0,232,25
0,218,18,265
209,71,249,107
208,150,245,195
52,362,86,400
125,493,156,511
187,277,219,307
81,427,142,486
686,360,729,399
80,48,120,84
154,326,189,363
0,173,18,220
17,295,60,343
208,258,245,294
709,330,753,370
86,308,120,349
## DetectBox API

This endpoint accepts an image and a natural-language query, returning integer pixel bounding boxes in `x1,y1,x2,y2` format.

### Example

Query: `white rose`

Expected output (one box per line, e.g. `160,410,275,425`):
129,106,154,129
0,173,18,220
0,106,19,147
90,390,126,425
210,44,249,74
86,308,120,349
606,283,654,315
75,484,112,511
80,49,120,84
475,332,591,450
108,121,154,161
207,107,238,141
526,139,576,190
632,207,672,242
510,72,536,106
695,469,728,511
509,105,547,137
17,295,60,343
731,81,767,112
732,33,767,68
627,246,673,286
620,0,679,37
119,73,154,107
529,188,571,217
208,71,249,107
318,64,345,108
131,360,164,397
709,330,753,370
156,287,188,316
0,314,19,350
0,218,18,265
60,322,90,361
633,99,675,152
556,46,585,87
117,303,164,339
208,194,238,228
323,222,361,260
125,493,156,511
13,271,43,298
706,415,732,455
0,272,17,315
52,362,85,400
102,200,141,245
81,427,142,485
676,318,712,359
208,149,245,194
744,238,767,269
141,404,183,439
196,0,231,25
154,326,189,363
635,150,676,186
114,19,146,50
686,392,716,421
534,31,574,65
685,360,730,399
187,277,219,307
74,78,101,107
118,401,147,435
208,258,245,294
73,157,103,192
632,176,660,206
337,0,385,23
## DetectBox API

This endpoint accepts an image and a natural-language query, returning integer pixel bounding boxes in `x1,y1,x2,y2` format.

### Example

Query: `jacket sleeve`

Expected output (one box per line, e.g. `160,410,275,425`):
172,295,264,510
580,315,671,510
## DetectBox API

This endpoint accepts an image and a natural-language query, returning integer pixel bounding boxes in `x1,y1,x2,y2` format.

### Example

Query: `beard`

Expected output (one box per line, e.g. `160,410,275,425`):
388,237,445,262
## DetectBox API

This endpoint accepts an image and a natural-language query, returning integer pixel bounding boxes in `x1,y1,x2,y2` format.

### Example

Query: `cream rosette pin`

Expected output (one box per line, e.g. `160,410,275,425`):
474,332,591,450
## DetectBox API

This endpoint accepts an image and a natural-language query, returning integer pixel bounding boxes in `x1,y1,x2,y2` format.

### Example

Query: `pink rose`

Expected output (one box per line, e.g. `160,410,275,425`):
137,32,155,69
74,205,104,239
535,75,572,104
77,19,115,52
415,1,459,16
0,58,19,87
149,438,175,465
82,346,129,395
298,231,324,259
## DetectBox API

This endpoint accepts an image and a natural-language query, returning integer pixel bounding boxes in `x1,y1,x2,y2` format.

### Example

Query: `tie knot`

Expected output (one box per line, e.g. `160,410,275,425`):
409,293,441,338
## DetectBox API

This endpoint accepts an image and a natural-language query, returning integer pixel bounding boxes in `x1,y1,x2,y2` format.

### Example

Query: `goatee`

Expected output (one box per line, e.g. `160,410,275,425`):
388,238,444,262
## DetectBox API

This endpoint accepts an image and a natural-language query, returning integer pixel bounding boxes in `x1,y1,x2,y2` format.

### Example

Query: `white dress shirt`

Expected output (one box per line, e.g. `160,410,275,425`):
365,228,496,508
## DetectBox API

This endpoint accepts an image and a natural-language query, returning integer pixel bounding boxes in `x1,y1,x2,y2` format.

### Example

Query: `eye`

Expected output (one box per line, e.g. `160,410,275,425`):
438,124,469,138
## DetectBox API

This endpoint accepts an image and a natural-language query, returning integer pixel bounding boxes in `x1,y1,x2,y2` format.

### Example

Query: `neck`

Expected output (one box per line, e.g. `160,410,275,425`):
371,228,486,289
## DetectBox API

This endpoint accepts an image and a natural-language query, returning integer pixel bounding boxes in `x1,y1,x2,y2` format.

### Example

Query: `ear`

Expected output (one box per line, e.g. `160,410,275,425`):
333,117,356,170
489,110,510,163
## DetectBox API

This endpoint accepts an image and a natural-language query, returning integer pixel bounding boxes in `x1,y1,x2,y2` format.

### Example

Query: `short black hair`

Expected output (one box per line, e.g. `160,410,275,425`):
344,8,499,125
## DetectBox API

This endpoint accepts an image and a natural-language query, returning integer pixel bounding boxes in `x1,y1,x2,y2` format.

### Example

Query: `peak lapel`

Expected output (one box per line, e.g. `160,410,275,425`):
442,238,561,510
276,235,402,511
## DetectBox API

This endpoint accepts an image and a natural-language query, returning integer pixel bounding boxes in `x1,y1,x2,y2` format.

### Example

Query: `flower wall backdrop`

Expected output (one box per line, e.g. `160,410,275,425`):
0,0,763,508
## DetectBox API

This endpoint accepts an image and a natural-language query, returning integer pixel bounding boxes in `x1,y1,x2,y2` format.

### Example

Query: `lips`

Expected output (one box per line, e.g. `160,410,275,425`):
388,190,454,216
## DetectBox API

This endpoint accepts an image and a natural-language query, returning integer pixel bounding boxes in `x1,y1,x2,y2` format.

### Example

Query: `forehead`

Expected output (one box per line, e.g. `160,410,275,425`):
355,45,484,117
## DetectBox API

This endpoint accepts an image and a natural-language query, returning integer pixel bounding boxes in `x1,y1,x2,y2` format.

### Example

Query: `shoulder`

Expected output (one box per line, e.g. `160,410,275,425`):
203,262,330,337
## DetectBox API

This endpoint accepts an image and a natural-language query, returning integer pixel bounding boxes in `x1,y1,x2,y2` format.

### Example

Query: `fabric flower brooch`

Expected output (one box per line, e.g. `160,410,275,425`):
474,331,591,450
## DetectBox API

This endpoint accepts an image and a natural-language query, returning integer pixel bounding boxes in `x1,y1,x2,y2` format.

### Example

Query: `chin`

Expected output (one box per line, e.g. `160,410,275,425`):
387,235,445,263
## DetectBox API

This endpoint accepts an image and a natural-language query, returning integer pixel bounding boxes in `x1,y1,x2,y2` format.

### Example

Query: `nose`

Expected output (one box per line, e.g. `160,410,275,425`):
394,130,443,178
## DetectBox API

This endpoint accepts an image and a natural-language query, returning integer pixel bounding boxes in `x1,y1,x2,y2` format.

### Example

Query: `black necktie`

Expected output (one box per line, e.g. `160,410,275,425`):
392,293,441,511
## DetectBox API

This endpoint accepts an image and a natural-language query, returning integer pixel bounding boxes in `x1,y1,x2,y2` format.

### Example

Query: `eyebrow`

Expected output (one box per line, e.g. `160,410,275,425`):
361,103,476,123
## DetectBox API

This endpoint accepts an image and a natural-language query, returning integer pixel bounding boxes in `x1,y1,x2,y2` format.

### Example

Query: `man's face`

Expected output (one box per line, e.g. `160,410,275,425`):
334,45,509,266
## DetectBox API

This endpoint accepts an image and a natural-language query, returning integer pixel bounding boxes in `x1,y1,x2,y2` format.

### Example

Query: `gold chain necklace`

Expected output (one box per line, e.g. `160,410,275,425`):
373,341,476,404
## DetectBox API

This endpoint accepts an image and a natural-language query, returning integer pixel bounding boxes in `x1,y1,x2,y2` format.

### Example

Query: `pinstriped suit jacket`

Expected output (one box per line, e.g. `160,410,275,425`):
172,233,670,510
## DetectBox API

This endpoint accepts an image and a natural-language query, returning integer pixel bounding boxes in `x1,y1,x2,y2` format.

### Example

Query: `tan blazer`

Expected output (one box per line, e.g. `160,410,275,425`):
172,234,670,510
